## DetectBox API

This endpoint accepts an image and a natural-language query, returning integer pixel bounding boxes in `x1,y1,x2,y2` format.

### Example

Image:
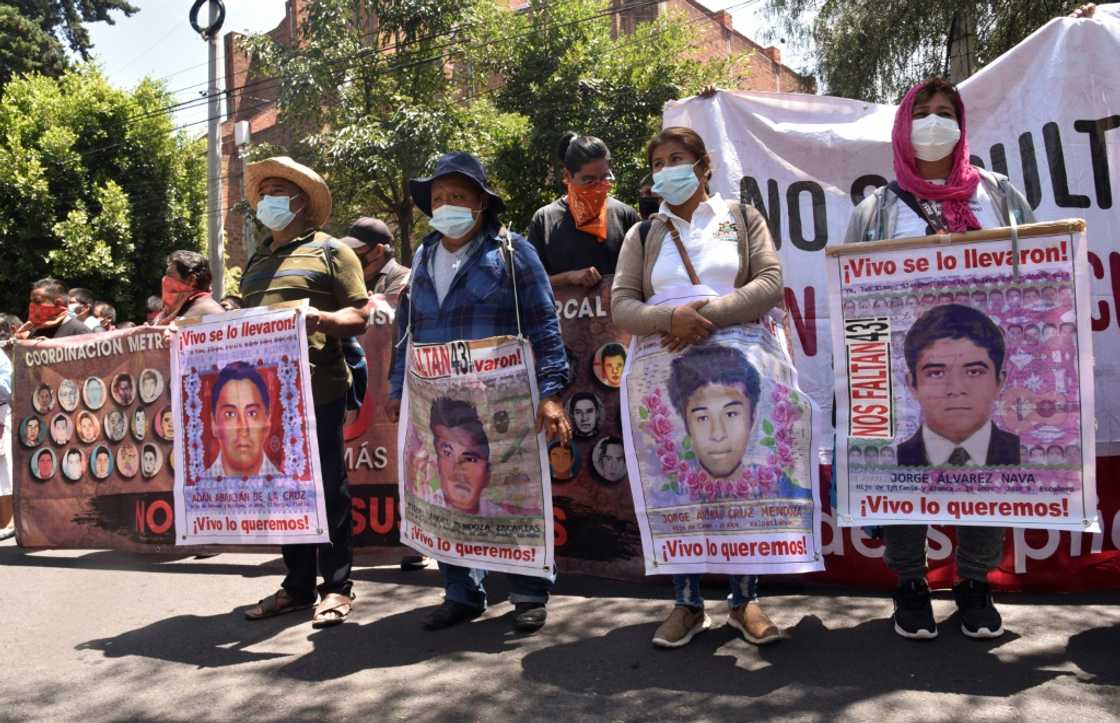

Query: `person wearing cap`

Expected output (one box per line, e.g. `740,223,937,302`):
339,217,411,297
527,132,640,289
339,216,425,572
387,151,571,633
239,156,370,629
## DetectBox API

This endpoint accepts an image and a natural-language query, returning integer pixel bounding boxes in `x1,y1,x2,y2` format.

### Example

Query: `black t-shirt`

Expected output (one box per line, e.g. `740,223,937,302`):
527,196,641,276
36,317,95,339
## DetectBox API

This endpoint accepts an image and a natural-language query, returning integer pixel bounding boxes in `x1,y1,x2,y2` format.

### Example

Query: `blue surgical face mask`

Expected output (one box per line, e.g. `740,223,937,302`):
256,194,301,231
651,161,701,205
67,303,79,317
430,204,478,239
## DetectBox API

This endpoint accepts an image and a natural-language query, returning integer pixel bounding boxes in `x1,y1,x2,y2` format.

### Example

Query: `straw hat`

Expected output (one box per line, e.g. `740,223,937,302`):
245,156,333,228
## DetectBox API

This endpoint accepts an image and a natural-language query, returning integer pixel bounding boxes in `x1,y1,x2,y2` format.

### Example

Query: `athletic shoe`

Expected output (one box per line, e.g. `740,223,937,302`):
953,579,1005,639
652,605,711,648
400,554,428,571
892,578,938,640
727,601,783,645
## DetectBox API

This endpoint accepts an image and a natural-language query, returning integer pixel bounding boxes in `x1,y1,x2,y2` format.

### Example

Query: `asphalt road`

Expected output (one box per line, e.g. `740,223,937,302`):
1,540,1117,722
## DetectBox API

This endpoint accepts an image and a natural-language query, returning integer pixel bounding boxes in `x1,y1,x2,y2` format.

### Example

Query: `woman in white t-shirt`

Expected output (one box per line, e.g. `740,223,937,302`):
843,78,1035,643
612,127,784,650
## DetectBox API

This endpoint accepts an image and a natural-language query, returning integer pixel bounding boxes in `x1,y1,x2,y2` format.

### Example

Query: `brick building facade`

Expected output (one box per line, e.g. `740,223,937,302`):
219,0,814,268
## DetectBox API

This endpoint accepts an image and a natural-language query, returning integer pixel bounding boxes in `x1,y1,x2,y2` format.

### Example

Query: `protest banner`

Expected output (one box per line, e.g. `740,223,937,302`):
548,281,644,578
827,221,1097,531
170,304,329,545
398,335,554,577
11,12,1120,592
11,327,178,548
663,11,1120,453
620,286,823,575
342,294,402,548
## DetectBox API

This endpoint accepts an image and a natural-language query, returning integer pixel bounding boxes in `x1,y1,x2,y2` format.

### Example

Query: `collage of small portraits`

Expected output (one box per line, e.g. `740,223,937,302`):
20,370,174,483
547,341,628,486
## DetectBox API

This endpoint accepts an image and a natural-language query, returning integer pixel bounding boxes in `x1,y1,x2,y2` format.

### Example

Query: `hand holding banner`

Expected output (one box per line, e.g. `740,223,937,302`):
398,335,554,577
621,286,824,575
171,303,329,545
828,221,1098,531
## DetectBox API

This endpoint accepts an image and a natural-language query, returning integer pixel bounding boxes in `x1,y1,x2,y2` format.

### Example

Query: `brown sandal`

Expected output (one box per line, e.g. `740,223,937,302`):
244,589,315,620
312,592,356,628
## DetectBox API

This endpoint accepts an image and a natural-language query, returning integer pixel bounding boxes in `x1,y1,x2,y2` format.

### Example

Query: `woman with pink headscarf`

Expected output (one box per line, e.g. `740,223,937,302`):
843,79,1035,643
844,78,1034,244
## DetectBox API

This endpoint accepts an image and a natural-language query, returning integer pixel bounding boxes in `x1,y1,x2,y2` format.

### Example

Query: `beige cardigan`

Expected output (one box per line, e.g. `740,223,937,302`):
610,200,783,336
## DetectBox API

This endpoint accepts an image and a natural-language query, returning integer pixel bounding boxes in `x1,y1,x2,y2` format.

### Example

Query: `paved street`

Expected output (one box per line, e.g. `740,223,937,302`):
1,539,1118,722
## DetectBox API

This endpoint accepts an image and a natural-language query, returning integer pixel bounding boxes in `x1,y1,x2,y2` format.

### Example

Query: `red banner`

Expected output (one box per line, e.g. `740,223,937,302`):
11,287,1120,590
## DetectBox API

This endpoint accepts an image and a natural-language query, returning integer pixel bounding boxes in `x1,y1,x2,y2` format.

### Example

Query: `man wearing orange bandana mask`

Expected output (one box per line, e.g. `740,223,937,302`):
528,132,640,289
156,250,225,324
16,278,91,340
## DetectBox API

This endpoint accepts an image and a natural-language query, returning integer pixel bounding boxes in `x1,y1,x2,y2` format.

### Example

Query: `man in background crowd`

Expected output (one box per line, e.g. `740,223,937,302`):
17,279,91,339
68,288,101,331
340,216,410,297
93,302,116,331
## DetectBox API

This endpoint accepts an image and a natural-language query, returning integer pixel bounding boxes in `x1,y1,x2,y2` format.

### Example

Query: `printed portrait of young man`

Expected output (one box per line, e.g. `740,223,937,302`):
900,304,1019,467
204,362,280,479
566,392,603,439
595,343,627,389
428,396,496,516
668,344,760,480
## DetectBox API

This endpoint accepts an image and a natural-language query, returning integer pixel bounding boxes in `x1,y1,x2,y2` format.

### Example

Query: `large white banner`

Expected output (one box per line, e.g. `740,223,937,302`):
664,9,1120,451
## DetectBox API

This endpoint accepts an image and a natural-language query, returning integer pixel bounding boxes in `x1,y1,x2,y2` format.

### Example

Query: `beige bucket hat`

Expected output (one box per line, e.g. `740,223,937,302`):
245,156,333,228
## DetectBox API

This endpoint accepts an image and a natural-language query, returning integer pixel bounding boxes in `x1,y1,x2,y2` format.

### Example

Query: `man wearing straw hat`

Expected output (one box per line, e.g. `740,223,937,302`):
239,156,370,629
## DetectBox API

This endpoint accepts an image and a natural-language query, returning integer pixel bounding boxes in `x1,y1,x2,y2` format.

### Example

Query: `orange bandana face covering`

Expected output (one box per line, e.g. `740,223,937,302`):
567,180,611,241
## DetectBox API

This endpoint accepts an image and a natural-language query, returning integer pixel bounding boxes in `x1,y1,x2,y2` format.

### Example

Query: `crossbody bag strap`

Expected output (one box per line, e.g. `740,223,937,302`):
498,228,524,340
888,181,942,235
657,216,702,286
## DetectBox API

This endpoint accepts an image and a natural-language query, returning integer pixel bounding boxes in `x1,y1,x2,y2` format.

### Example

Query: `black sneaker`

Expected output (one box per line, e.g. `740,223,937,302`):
422,600,484,631
953,579,1004,639
400,554,428,571
892,578,937,640
512,603,547,633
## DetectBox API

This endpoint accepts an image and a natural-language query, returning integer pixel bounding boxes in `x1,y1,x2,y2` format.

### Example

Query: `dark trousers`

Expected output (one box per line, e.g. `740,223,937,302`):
883,524,1005,583
281,397,352,601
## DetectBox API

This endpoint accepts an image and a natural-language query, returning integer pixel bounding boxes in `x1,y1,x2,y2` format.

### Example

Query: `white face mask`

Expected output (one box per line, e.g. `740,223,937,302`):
256,194,301,231
910,115,961,162
84,316,101,330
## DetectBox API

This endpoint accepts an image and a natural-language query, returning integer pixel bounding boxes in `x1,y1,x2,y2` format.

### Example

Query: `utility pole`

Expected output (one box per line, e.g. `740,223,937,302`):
234,120,255,261
190,0,227,299
946,10,978,83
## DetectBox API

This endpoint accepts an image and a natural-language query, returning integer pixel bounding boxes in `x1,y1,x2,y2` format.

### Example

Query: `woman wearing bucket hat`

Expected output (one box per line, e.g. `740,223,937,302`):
843,78,1035,642
238,156,371,629
387,151,571,633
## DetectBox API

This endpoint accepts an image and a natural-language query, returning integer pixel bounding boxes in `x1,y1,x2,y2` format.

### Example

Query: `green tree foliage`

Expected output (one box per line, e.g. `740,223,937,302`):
244,0,524,265
244,0,746,258
762,0,1077,102
0,0,136,86
473,0,748,229
0,66,207,320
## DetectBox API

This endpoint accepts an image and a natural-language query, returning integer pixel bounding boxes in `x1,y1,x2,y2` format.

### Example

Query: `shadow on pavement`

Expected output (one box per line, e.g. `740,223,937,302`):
1066,622,1120,685
0,545,285,577
77,609,307,668
520,611,1071,700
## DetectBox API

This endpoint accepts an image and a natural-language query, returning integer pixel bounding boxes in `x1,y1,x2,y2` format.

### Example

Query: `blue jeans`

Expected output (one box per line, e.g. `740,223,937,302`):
441,562,556,611
673,574,759,610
